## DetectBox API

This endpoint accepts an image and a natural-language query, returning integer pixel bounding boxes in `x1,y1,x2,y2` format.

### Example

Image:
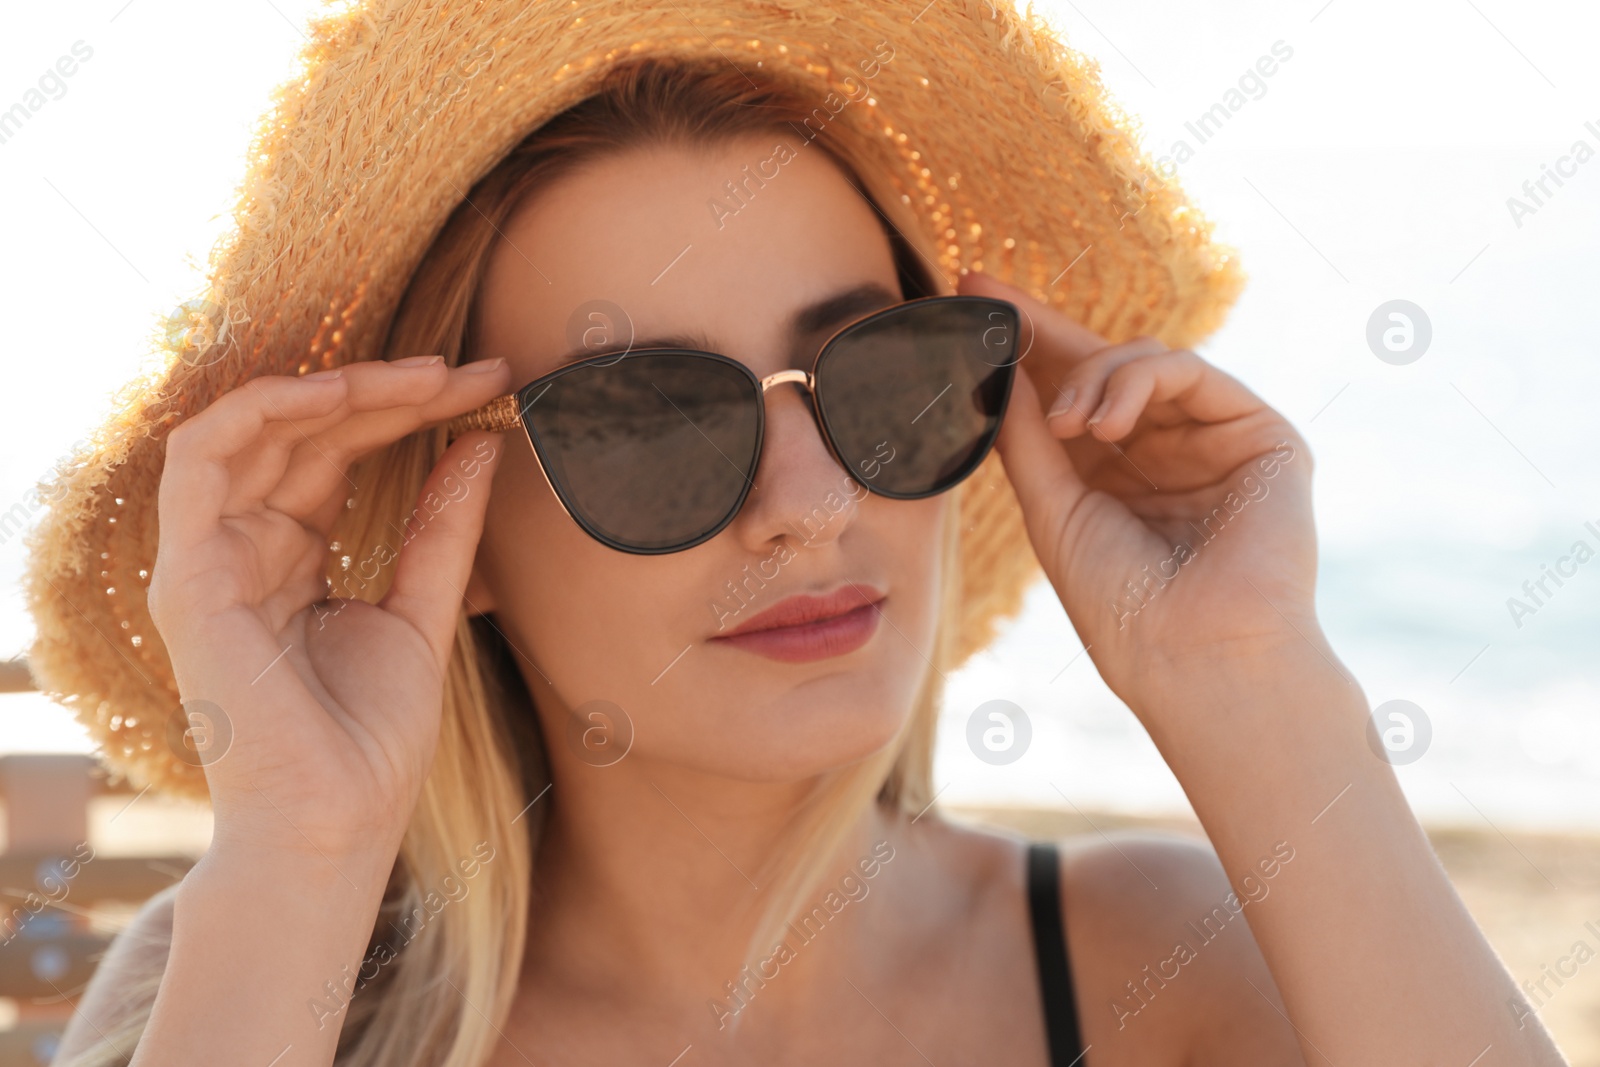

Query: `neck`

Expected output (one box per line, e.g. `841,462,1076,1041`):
524,754,890,1002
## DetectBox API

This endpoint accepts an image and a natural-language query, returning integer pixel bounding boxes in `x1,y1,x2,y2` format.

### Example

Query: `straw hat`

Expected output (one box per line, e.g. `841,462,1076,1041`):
21,0,1245,803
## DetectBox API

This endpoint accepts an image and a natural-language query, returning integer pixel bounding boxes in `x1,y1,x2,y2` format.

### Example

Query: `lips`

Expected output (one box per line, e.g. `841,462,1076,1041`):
710,584,886,663
717,585,883,636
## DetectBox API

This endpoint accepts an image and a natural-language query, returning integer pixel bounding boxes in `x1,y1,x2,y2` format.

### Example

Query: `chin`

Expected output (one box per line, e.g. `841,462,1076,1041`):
644,672,921,782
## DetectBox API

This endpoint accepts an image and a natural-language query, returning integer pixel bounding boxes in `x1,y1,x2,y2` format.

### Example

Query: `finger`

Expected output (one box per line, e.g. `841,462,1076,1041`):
377,430,507,670
247,358,512,528
171,358,469,549
1081,349,1266,442
159,373,351,555
993,365,1089,539
957,270,1116,365
256,511,340,635
1041,337,1170,437
274,356,510,466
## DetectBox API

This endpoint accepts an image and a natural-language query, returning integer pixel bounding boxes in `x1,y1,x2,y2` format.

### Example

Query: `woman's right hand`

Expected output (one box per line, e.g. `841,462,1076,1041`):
147,355,513,871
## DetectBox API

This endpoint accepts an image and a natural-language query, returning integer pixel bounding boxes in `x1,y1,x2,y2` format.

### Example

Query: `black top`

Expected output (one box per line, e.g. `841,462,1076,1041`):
1027,841,1088,1066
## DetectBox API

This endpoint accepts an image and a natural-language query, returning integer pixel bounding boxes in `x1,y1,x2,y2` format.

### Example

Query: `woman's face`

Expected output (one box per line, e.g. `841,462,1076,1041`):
466,133,948,782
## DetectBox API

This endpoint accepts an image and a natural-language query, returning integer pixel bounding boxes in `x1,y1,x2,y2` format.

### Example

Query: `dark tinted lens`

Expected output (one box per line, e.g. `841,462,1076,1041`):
521,353,760,552
814,298,1017,497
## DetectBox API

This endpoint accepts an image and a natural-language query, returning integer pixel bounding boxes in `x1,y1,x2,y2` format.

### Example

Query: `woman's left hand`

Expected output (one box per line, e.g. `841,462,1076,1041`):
959,270,1329,713
959,275,1570,1067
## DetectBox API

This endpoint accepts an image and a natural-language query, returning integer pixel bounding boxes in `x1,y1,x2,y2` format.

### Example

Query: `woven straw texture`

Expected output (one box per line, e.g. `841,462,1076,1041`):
21,0,1245,803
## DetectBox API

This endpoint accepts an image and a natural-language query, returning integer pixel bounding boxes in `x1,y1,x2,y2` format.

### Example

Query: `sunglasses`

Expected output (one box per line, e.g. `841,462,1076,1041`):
445,294,1021,554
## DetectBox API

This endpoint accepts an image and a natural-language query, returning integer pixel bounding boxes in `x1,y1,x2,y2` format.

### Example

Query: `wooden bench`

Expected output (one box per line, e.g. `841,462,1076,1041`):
0,657,195,1066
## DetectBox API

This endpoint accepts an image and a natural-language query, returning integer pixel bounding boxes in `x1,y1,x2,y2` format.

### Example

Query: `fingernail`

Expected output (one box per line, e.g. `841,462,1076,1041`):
393,354,445,367
1046,386,1076,419
460,357,506,375
304,368,343,381
1086,395,1112,426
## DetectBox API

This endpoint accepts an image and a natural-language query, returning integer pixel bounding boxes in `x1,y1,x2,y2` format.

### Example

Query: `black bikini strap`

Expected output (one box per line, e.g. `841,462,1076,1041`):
1027,841,1087,1066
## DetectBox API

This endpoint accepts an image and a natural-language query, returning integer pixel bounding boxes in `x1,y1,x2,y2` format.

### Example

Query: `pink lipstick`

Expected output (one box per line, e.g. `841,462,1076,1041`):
711,585,885,663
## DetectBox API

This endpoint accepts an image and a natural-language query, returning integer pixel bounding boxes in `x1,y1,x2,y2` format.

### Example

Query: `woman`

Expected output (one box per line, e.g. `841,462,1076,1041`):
30,7,1562,1067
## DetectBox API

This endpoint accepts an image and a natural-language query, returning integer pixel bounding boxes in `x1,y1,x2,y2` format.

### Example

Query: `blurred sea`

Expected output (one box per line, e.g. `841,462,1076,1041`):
939,533,1600,833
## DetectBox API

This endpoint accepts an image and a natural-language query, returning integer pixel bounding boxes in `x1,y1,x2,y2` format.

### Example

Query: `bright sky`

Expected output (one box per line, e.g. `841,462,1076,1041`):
2,1,1596,827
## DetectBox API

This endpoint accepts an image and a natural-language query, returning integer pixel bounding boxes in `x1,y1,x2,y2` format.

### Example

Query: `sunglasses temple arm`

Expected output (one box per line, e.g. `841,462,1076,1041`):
446,393,523,440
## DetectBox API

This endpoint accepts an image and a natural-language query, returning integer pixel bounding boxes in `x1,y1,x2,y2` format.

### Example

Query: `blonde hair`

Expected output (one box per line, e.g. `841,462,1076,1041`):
66,54,962,1066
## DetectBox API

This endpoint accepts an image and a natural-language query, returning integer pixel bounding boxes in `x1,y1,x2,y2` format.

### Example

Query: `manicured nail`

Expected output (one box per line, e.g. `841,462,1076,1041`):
393,354,445,367
303,368,343,381
1046,386,1076,419
460,357,506,374
1086,395,1113,426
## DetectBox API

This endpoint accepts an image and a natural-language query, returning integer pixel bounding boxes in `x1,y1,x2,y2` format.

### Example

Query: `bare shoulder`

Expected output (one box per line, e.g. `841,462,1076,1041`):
1055,830,1307,1065
54,880,179,1063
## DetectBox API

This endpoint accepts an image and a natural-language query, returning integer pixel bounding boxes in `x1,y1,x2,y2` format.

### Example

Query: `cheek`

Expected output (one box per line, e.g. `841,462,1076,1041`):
479,448,631,661
476,446,709,700
481,444,575,588
877,494,948,649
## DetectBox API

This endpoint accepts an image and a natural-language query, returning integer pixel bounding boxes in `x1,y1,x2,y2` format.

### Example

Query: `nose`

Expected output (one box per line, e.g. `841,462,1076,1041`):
731,373,862,552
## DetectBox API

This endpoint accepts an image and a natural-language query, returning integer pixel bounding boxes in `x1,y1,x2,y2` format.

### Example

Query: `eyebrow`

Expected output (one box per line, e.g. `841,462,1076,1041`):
550,281,903,367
